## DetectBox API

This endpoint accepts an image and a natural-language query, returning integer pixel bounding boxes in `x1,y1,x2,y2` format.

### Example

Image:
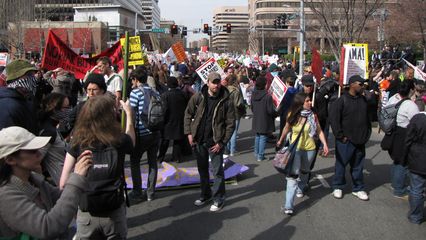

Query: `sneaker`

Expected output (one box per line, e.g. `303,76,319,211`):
147,194,154,202
257,158,263,162
223,154,229,159
128,190,144,204
283,208,293,216
209,201,225,212
393,194,409,200
194,197,212,206
333,189,343,199
296,192,304,198
352,191,369,201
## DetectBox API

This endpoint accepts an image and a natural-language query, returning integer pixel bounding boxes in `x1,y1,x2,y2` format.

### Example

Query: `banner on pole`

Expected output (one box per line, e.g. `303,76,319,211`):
41,30,123,79
341,43,369,85
120,36,144,66
195,58,226,83
269,76,288,109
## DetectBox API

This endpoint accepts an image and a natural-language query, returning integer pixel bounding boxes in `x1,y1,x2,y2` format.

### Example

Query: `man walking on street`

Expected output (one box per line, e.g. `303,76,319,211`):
329,75,372,201
184,72,235,212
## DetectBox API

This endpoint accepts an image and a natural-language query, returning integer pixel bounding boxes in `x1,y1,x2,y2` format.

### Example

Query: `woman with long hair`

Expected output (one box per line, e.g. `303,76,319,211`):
60,94,135,239
0,126,91,239
277,92,329,215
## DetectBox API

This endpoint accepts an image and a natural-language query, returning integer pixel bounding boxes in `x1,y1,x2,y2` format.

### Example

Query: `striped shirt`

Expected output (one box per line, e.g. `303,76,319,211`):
130,85,158,136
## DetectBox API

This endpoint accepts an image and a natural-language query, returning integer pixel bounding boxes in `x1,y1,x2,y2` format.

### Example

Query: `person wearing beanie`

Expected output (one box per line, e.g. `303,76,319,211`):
251,76,276,161
157,76,188,163
0,60,38,134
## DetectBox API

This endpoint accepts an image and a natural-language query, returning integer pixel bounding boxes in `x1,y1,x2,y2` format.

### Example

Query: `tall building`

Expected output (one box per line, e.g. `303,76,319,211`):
141,0,161,30
212,6,249,53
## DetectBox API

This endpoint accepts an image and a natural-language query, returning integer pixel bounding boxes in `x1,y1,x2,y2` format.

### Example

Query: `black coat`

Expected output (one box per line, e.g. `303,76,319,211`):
251,89,276,134
162,88,188,140
405,113,426,176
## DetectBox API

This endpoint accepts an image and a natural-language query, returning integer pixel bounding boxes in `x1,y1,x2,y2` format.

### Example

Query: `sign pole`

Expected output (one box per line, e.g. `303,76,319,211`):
121,31,130,130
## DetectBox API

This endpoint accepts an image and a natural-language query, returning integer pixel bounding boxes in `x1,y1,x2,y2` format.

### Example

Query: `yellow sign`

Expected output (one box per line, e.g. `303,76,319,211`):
120,36,144,66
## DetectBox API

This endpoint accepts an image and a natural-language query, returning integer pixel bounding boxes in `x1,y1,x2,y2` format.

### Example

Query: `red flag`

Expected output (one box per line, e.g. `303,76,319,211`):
41,30,123,79
311,48,323,84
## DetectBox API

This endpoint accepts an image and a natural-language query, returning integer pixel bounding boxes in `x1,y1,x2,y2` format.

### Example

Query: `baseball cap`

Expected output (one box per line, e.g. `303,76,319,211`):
6,60,38,82
348,75,365,85
207,72,221,83
301,74,315,86
0,127,51,159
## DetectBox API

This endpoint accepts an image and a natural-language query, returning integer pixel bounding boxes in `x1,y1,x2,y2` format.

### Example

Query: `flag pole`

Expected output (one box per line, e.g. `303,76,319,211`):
121,31,130,130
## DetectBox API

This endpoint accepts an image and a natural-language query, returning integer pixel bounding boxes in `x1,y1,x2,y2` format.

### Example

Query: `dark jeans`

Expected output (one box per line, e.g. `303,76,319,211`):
130,132,160,197
158,138,183,162
194,143,225,203
408,172,426,224
332,140,366,192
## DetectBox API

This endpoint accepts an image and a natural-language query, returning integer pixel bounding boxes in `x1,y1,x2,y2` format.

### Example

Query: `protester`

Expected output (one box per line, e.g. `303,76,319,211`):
405,99,426,224
329,75,372,201
38,93,71,186
278,69,298,137
276,92,329,215
385,81,419,199
128,67,161,203
0,126,91,239
60,95,134,239
0,60,39,134
43,67,80,107
184,72,235,212
157,77,188,163
221,74,245,157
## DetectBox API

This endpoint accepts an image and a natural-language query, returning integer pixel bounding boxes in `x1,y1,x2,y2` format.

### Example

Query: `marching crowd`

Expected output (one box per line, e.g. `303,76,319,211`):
0,46,425,239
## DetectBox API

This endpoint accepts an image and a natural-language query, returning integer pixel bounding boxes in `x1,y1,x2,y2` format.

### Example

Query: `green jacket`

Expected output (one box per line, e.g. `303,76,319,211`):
184,85,235,145
227,85,246,119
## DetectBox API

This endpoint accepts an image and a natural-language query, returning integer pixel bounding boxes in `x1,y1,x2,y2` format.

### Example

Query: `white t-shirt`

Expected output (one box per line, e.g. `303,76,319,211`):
105,73,123,94
387,94,419,128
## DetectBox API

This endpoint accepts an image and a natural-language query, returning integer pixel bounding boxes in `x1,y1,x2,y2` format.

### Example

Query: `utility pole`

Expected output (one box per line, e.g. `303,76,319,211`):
262,23,264,56
299,0,305,76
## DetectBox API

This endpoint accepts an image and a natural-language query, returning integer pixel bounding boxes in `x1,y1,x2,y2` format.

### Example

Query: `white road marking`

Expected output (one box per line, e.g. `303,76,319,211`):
315,174,331,188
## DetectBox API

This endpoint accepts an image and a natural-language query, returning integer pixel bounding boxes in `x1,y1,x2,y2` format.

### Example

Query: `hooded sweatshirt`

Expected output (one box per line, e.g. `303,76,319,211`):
251,89,276,134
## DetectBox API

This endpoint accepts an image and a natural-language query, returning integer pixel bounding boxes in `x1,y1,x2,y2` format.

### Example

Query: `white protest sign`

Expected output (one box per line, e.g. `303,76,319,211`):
0,53,9,66
196,58,226,83
269,76,288,109
342,43,369,85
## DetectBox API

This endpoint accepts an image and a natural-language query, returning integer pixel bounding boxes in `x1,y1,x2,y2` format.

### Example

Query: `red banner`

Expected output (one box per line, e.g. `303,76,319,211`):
41,30,123,79
311,48,323,84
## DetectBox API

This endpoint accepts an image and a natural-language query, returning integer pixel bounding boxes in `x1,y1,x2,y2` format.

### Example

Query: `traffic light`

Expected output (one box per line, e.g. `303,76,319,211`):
226,23,231,33
203,24,209,34
171,24,178,35
208,26,212,36
182,26,187,36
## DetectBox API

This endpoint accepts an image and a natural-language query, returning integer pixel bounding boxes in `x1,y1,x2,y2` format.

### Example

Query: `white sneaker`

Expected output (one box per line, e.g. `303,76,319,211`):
333,189,343,199
296,192,304,198
352,191,369,201
223,154,229,159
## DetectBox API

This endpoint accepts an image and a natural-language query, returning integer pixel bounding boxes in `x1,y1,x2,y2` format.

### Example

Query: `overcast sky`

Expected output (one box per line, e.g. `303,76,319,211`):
158,0,247,42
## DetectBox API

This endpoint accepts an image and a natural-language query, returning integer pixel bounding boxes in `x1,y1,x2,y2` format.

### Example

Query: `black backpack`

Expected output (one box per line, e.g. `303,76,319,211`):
378,98,408,135
139,87,165,132
79,146,127,214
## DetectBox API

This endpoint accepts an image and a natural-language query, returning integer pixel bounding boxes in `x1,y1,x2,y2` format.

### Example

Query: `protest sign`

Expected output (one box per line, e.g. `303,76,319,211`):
41,30,123,79
171,42,187,63
196,58,226,83
403,59,426,81
341,43,369,85
0,53,9,66
269,76,288,109
120,36,144,66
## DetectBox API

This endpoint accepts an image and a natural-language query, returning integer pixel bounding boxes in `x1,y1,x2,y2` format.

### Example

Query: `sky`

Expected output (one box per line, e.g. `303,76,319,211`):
158,0,247,42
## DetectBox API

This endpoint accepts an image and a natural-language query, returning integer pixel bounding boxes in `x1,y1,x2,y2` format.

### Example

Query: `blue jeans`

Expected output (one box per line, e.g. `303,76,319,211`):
284,150,316,210
332,140,365,192
408,172,426,224
227,119,240,155
194,143,225,203
391,164,409,196
254,133,268,160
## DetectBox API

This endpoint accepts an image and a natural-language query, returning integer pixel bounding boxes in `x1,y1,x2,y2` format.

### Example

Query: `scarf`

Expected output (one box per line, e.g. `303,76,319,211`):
51,108,71,127
300,109,317,137
7,75,37,96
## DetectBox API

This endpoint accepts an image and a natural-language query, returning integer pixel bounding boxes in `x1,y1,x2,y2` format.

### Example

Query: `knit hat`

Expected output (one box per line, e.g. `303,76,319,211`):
5,60,37,82
84,73,107,93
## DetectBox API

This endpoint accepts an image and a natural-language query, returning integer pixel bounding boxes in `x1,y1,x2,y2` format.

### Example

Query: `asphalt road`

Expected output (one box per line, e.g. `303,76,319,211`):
125,116,426,240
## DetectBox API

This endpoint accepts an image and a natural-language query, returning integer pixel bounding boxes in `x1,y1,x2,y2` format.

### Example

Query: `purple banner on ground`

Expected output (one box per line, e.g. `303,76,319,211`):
125,158,249,189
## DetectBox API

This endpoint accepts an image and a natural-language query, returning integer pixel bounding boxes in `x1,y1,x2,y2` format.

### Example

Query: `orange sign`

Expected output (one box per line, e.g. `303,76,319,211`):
171,42,187,63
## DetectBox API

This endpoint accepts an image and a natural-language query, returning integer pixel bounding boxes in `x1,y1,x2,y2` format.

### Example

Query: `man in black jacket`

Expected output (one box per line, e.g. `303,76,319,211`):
329,75,372,201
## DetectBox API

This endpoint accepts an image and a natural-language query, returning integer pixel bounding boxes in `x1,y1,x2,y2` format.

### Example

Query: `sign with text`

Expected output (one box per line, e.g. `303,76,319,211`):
120,36,144,66
152,28,166,33
342,43,369,85
269,76,288,109
0,53,9,66
196,58,226,83
171,42,187,63
42,30,123,79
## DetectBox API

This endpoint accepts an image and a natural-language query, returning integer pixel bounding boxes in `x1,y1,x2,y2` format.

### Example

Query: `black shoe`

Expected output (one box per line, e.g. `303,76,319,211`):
128,190,144,204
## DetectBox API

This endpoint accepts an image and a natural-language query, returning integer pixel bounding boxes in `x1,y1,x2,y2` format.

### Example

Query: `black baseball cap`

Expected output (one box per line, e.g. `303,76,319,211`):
348,75,365,85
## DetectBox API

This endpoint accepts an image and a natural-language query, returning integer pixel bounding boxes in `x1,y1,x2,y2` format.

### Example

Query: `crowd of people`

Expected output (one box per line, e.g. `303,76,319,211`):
0,46,425,239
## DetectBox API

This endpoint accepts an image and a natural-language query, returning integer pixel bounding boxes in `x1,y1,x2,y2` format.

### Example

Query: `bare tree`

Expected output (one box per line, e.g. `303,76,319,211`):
306,0,385,62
